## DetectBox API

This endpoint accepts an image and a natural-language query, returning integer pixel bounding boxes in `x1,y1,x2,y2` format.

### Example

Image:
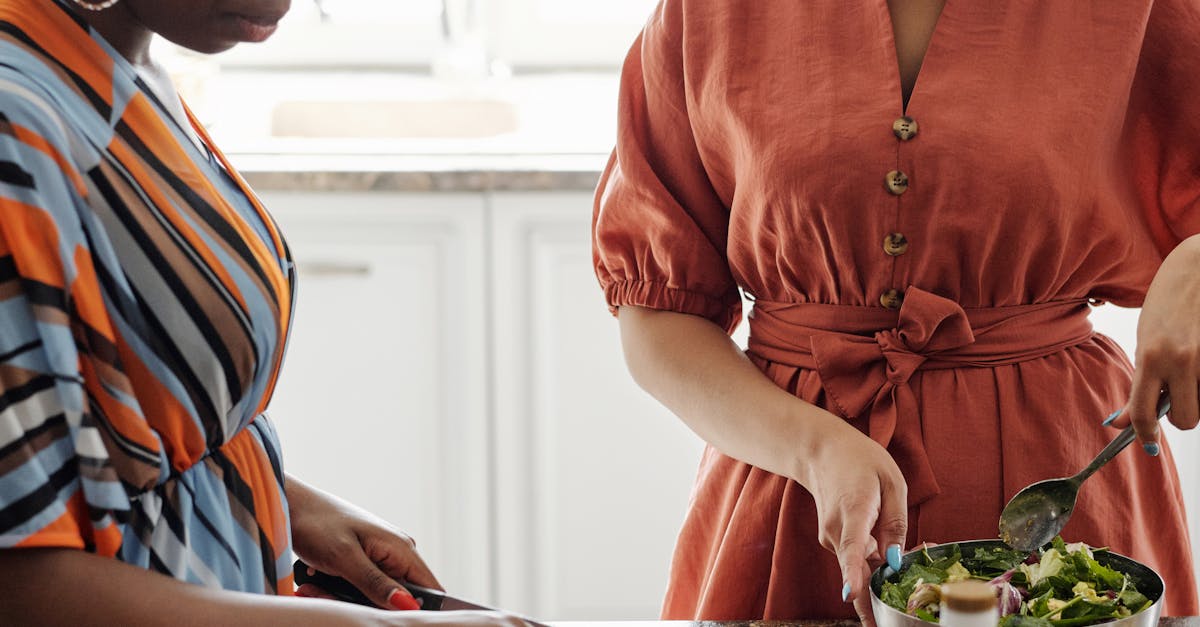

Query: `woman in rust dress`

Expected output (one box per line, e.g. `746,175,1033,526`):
593,0,1200,623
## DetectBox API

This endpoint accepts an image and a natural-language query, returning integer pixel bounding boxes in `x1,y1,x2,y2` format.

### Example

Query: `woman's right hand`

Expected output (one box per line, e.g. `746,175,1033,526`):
794,411,909,627
616,306,909,623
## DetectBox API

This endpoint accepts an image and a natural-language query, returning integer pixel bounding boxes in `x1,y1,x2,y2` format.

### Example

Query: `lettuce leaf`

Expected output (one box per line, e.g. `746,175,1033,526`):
1001,615,1054,627
963,545,1031,578
903,563,950,587
1050,617,1124,627
926,544,964,572
1052,537,1070,554
1028,589,1055,618
1022,548,1067,590
1119,589,1151,613
880,581,912,612
915,608,938,623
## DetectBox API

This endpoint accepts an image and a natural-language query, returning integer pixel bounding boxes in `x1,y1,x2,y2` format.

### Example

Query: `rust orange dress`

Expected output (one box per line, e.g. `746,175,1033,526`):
592,0,1200,620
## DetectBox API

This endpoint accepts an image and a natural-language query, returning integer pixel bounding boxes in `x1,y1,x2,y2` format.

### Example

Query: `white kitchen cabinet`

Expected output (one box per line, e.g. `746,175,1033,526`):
257,192,493,601
257,188,705,618
488,192,707,620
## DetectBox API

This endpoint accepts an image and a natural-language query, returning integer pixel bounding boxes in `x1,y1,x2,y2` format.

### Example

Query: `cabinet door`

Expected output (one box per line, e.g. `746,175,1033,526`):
258,192,492,600
489,192,708,620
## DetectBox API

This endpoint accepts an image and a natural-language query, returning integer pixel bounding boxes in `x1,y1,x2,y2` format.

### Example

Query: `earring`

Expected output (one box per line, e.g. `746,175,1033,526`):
72,0,121,10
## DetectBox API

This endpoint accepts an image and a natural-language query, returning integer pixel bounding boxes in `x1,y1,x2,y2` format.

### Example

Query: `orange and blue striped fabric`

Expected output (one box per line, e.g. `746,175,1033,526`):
0,0,296,594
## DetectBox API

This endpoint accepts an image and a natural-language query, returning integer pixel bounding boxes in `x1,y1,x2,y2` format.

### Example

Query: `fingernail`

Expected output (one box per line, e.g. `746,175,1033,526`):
388,588,421,611
1144,442,1160,457
842,582,851,602
1102,410,1120,427
887,544,902,571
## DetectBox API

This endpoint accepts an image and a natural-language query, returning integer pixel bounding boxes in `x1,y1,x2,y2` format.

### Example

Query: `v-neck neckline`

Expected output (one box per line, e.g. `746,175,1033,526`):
878,0,951,116
132,70,218,165
96,32,291,271
52,0,288,267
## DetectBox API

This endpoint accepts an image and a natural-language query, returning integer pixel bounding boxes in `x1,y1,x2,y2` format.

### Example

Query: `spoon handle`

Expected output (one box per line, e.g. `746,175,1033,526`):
1074,392,1172,483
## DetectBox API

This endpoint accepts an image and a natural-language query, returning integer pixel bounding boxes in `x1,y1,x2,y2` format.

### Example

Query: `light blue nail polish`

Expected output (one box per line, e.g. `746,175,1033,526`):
887,544,902,572
1145,442,1160,457
842,582,851,602
1102,410,1120,427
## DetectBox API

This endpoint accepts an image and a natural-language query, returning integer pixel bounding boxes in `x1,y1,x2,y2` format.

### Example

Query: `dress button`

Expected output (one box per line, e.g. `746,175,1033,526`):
885,170,909,195
893,116,918,141
880,289,904,310
883,232,909,256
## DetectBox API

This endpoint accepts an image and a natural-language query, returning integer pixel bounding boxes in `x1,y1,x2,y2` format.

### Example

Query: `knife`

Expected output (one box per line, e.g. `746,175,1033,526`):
293,559,549,626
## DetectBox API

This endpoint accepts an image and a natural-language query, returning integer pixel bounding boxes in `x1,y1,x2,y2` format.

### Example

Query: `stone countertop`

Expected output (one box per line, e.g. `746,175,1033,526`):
547,614,1200,619
547,622,859,626
232,153,606,193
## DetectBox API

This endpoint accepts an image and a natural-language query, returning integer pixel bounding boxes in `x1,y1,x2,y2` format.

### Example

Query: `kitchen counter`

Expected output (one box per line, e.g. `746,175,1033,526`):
549,614,1200,619
549,614,859,619
232,153,605,193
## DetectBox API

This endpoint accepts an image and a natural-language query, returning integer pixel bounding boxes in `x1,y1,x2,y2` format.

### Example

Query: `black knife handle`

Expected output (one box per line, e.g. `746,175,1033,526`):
293,559,445,610
294,560,374,606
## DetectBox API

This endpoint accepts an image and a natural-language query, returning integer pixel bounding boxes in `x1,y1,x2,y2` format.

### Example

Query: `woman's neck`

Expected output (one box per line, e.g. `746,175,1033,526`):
74,3,155,68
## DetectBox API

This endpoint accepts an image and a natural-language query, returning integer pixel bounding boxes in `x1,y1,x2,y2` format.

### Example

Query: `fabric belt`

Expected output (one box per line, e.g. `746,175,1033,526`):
746,287,1095,507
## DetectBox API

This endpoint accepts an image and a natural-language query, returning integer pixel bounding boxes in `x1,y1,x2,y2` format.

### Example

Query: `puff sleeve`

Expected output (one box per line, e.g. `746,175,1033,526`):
591,0,742,333
0,84,126,556
1124,0,1200,255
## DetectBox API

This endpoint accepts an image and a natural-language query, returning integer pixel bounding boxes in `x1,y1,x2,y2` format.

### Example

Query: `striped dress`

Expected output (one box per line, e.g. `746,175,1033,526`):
0,0,297,594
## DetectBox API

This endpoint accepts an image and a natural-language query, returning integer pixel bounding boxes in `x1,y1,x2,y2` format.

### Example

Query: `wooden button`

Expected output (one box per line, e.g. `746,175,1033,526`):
893,116,918,141
885,170,909,195
880,289,904,310
883,233,909,256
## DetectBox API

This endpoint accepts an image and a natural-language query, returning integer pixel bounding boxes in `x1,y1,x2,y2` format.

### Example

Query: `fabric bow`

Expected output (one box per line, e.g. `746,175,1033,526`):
810,288,976,506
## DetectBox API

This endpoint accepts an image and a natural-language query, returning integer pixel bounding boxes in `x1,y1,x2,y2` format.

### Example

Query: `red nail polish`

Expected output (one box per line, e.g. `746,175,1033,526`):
388,588,421,611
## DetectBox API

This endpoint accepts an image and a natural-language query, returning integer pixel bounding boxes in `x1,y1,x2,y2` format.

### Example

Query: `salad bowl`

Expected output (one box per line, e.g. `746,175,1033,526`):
869,540,1164,627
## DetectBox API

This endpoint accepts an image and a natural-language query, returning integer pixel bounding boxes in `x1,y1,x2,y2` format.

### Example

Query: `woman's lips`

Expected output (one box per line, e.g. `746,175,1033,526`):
226,13,281,43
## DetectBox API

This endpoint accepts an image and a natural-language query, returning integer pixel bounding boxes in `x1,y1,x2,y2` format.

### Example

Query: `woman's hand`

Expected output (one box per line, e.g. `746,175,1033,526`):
1114,234,1200,452
286,475,439,610
617,306,908,625
796,412,909,627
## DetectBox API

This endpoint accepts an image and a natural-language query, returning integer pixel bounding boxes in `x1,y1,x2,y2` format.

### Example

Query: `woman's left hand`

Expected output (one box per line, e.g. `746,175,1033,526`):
1115,234,1200,452
286,475,440,610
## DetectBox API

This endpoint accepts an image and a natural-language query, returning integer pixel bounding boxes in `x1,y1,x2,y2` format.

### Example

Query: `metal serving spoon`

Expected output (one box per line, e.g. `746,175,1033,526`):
998,392,1172,551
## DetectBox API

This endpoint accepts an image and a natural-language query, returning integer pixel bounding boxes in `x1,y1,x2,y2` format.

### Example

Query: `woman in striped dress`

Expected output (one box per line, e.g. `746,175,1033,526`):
0,1,517,625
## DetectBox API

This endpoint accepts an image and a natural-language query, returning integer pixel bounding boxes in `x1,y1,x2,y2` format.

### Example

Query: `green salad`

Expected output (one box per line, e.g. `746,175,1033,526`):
879,537,1154,626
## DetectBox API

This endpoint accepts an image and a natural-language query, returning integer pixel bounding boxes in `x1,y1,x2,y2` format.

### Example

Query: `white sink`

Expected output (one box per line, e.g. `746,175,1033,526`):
271,99,519,139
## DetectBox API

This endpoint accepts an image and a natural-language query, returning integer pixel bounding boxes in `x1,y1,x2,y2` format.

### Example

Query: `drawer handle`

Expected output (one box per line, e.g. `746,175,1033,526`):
296,261,372,277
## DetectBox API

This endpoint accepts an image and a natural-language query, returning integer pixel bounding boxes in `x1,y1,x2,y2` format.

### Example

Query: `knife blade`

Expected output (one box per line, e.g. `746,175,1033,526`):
293,559,548,626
